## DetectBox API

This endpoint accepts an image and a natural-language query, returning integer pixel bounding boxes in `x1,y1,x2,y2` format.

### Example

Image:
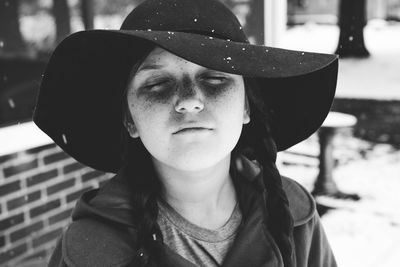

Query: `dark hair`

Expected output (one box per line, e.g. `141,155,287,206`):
238,78,295,266
120,51,294,266
120,45,168,265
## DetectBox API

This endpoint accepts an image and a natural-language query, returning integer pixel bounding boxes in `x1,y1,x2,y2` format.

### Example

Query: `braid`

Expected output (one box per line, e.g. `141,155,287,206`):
121,83,166,264
239,78,295,266
256,127,295,267
123,142,166,265
118,43,168,264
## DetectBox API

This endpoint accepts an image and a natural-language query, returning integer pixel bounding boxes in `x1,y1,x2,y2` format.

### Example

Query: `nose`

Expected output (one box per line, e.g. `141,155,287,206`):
174,84,204,113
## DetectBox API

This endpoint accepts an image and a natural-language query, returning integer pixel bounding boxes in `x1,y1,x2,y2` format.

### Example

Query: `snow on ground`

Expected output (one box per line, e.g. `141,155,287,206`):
278,133,400,267
279,26,400,266
280,22,400,100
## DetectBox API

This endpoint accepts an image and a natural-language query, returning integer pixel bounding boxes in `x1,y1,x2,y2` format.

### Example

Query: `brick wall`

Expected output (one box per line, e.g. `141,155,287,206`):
0,143,112,266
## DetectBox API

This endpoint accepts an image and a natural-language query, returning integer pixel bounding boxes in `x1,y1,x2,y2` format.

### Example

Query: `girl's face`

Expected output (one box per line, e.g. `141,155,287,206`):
126,47,250,171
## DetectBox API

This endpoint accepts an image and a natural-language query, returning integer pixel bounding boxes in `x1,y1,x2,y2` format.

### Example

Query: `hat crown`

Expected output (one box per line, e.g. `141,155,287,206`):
120,0,248,42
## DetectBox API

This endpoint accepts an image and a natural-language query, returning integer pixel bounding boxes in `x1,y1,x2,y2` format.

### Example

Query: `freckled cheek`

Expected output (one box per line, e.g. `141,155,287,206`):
128,90,165,112
206,86,244,110
128,97,171,132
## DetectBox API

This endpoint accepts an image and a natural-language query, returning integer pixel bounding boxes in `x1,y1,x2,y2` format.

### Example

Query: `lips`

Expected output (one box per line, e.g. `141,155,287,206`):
173,126,213,134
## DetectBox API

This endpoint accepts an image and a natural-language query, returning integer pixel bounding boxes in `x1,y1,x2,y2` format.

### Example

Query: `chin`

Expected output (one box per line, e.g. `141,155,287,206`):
146,132,241,172
166,147,231,172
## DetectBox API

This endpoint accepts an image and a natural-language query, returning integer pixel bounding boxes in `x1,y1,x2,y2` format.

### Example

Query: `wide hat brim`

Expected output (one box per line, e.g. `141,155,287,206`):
33,29,338,173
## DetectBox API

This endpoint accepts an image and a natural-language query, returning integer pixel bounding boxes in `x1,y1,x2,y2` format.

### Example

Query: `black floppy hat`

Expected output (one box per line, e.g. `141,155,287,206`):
33,0,338,173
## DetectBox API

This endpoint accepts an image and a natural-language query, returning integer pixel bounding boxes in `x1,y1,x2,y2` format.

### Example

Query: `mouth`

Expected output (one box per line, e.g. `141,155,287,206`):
173,127,213,134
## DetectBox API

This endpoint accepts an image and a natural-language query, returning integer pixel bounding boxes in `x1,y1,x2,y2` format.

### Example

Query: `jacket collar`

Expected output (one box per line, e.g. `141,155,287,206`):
72,154,315,226
65,154,315,266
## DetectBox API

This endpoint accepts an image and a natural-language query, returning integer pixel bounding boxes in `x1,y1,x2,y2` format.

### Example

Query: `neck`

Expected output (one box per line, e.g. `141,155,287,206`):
152,154,237,229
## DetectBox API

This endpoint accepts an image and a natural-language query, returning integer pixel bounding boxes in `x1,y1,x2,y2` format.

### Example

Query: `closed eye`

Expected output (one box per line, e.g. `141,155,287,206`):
146,81,165,88
144,79,172,91
202,76,227,85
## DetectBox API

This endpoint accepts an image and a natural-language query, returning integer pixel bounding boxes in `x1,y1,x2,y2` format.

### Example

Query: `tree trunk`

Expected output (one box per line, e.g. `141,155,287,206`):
52,0,71,45
223,0,264,45
335,0,370,58
246,0,264,44
0,0,26,54
81,0,95,30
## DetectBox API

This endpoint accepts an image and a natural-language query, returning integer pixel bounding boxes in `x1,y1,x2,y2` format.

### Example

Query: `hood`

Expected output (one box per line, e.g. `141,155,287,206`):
71,154,315,228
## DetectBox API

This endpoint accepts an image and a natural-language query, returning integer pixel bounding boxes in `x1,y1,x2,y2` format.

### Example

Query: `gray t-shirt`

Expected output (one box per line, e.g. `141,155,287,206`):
157,198,242,267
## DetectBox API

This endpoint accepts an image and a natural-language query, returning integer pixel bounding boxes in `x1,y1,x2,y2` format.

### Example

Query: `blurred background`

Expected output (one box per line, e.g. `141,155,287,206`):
0,0,399,266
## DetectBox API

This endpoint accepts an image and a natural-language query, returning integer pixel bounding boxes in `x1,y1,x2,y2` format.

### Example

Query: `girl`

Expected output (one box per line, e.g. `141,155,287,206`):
34,0,338,266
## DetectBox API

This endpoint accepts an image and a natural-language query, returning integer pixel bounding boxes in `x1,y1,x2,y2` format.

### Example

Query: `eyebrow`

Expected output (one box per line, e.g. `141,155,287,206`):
136,63,165,73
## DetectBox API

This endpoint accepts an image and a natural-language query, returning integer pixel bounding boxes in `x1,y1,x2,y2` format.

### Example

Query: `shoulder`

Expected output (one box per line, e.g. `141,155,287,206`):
61,218,138,267
281,176,316,226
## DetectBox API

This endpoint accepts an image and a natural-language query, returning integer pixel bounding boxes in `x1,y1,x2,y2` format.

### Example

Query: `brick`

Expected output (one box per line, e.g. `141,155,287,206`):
26,143,57,155
0,243,28,265
10,221,44,242
27,169,58,187
63,162,86,174
0,153,18,164
0,213,24,231
47,178,75,196
20,249,47,263
49,208,73,225
3,159,38,177
30,199,61,218
32,227,63,248
66,187,93,203
43,151,69,165
0,235,5,248
7,190,41,211
81,170,104,183
0,180,21,197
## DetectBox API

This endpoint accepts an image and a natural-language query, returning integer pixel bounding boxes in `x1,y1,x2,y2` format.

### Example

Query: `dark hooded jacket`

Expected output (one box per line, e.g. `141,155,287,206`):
48,155,337,267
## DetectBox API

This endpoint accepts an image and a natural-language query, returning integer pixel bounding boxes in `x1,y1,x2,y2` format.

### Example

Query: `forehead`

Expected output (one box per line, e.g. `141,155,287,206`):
137,47,205,73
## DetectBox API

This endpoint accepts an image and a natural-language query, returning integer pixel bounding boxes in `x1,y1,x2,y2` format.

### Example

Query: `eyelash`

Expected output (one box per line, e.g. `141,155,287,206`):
144,79,171,90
